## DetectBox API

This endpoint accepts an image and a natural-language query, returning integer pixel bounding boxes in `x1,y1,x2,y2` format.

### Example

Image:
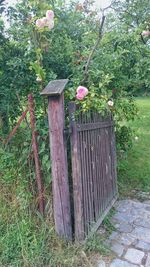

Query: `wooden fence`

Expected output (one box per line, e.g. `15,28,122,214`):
69,102,118,240
41,80,118,241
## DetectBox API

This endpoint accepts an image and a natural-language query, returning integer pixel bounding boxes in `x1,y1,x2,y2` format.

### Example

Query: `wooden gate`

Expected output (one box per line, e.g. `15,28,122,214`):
69,102,118,240
41,79,118,241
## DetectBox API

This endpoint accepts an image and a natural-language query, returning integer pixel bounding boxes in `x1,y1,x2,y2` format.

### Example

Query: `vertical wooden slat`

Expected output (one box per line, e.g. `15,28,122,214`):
110,119,118,197
86,111,94,229
69,102,84,241
48,94,72,240
78,130,86,234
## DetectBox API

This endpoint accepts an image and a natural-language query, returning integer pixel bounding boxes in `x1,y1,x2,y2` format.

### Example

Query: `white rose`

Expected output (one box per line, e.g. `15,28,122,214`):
108,100,114,107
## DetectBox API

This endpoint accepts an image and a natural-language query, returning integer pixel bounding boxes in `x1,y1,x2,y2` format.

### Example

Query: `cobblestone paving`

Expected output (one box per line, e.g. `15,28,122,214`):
102,200,150,267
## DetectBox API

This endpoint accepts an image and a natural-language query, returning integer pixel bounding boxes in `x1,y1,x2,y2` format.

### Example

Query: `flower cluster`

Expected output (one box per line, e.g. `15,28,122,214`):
36,10,54,30
76,86,89,100
75,87,114,109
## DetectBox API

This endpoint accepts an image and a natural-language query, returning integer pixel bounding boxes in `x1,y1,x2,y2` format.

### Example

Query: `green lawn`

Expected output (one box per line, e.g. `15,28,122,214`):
119,97,150,197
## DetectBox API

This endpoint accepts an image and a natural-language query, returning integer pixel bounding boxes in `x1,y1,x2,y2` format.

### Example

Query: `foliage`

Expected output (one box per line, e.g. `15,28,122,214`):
118,97,150,197
1,0,149,139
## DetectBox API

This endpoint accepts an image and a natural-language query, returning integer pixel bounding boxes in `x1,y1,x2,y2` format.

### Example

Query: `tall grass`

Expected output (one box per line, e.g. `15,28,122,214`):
0,145,109,267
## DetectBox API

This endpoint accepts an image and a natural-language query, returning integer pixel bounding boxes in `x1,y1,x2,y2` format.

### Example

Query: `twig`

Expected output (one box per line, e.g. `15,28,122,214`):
28,94,45,215
16,93,30,128
4,108,29,145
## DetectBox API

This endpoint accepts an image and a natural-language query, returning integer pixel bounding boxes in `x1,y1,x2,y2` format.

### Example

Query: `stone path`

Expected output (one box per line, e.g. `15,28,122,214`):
100,199,150,267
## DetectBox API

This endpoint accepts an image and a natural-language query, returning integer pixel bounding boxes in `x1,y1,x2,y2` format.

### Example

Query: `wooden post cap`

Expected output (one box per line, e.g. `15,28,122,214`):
40,79,69,96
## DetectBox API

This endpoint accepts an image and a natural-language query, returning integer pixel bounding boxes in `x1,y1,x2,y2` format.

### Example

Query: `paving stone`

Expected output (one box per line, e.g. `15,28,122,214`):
146,253,150,267
132,202,146,209
132,226,150,243
145,206,150,212
135,240,150,251
144,200,150,205
117,233,136,246
115,200,133,208
111,241,124,257
124,248,144,265
130,208,145,217
115,203,132,213
97,260,106,267
134,218,150,228
110,259,138,267
111,213,134,224
107,200,150,267
116,223,133,233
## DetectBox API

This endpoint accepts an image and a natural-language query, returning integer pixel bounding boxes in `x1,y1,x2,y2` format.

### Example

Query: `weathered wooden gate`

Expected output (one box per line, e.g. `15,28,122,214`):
41,79,118,241
69,102,118,240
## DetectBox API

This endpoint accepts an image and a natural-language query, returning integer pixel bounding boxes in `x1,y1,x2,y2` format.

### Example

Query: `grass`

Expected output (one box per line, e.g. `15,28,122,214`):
118,97,150,197
1,96,150,266
0,146,110,267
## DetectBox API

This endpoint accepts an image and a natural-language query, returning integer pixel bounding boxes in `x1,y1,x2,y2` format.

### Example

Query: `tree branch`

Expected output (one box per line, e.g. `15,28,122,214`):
81,1,120,84
81,14,106,84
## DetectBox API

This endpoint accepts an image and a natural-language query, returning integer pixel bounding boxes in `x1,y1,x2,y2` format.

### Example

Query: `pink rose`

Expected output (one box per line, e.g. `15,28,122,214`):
41,17,48,25
36,19,45,28
142,31,150,36
46,10,54,20
76,86,88,100
76,94,85,100
48,20,54,30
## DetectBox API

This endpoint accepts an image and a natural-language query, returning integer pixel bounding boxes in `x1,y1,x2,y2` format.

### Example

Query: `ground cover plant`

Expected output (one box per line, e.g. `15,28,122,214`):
0,0,150,266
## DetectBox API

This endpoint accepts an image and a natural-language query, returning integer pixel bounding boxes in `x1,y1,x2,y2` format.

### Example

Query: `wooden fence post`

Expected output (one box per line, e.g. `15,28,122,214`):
69,102,84,241
41,79,72,240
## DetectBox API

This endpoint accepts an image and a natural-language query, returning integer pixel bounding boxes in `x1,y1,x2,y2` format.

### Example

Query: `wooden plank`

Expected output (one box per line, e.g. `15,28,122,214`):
78,127,88,234
69,102,84,241
77,121,114,132
84,112,93,233
41,79,69,96
110,121,118,197
47,94,72,240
